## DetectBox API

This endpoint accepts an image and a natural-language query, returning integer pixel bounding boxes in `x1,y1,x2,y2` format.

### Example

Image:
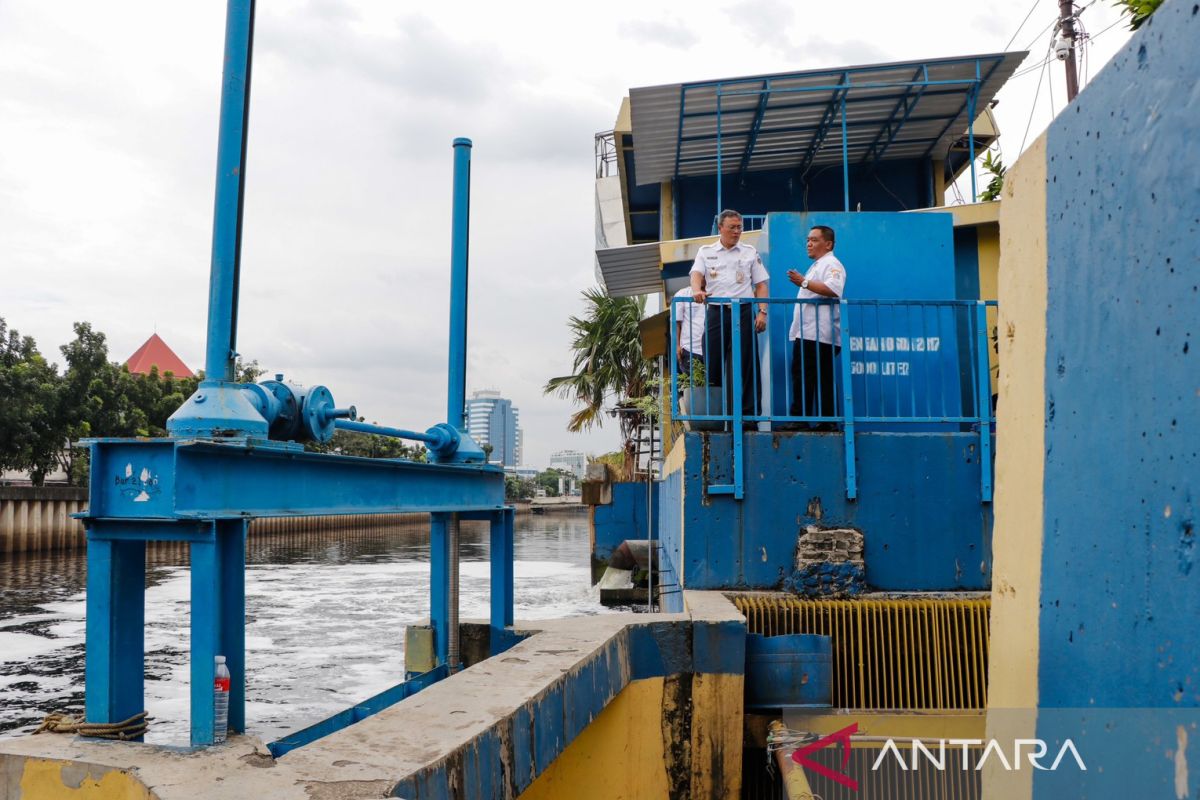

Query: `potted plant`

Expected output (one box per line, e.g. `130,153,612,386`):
677,359,725,432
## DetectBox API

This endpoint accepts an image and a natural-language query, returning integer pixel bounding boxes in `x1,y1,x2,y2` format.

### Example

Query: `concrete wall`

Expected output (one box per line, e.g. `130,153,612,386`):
657,431,993,595
590,482,658,572
0,486,88,556
986,2,1200,795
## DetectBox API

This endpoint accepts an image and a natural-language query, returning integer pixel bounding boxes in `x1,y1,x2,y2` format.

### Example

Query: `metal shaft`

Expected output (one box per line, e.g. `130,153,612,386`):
447,139,472,429
205,0,256,382
447,513,461,673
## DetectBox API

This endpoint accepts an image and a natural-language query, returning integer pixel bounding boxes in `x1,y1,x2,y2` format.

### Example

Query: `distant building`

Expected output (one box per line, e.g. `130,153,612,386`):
549,449,586,479
466,389,522,467
125,334,194,378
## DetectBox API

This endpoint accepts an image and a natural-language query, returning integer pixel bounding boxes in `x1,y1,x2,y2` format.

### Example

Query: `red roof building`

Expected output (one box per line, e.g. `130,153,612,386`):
125,334,194,378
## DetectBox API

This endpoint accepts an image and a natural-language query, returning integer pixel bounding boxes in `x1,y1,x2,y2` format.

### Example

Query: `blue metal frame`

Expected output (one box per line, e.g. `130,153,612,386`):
81,0,515,751
670,297,998,502
675,55,1010,217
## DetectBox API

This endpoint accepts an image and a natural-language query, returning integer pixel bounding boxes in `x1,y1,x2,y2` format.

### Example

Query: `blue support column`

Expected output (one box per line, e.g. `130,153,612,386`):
85,538,146,728
429,513,450,667
205,0,256,382
189,520,247,746
839,301,858,500
447,138,472,430
731,300,745,500
489,507,515,655
841,93,850,212
974,302,994,502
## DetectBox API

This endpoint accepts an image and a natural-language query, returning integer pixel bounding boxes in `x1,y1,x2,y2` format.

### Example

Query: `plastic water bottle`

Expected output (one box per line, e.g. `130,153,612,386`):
213,655,231,744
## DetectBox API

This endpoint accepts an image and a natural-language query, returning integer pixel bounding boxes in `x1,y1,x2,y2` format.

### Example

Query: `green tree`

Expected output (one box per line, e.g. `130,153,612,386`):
979,150,1006,202
1113,0,1163,30
544,288,654,477
505,474,535,501
0,318,62,484
536,468,573,498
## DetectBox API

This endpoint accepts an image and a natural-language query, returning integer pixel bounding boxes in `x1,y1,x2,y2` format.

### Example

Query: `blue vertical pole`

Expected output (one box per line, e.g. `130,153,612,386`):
204,0,256,382
716,85,723,226
429,513,450,666
85,537,145,729
731,301,744,500
840,92,850,212
447,138,472,429
489,507,515,655
839,301,858,500
974,302,994,502
968,60,980,203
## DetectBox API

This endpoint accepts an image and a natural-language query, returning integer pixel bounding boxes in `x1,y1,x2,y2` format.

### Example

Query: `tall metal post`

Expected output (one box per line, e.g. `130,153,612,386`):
488,507,515,655
84,539,146,730
205,0,256,382
840,93,850,212
447,138,472,430
1058,0,1080,102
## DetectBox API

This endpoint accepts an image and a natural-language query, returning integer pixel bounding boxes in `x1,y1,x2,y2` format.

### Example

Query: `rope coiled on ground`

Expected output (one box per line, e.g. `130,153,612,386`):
34,711,149,740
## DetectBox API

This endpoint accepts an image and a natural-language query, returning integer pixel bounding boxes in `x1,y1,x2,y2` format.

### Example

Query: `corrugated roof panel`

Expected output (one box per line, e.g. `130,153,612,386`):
594,242,663,297
628,51,1026,186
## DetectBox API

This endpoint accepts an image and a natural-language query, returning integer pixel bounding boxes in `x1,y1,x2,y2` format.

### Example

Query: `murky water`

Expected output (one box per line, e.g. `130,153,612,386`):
0,511,602,745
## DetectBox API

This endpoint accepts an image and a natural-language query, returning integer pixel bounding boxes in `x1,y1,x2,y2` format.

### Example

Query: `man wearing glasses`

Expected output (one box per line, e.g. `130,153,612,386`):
689,209,770,426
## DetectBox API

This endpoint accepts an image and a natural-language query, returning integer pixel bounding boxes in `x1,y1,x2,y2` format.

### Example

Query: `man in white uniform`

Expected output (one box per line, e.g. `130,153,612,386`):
672,285,705,379
787,225,847,430
689,210,770,421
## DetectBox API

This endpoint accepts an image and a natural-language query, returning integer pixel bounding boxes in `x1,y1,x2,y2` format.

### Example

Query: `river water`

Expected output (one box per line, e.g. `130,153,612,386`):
0,510,605,746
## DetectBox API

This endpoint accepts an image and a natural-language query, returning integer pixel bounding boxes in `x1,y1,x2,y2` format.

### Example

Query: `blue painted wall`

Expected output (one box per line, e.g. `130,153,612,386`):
591,481,659,570
657,431,993,593
757,212,967,427
1032,3,1200,795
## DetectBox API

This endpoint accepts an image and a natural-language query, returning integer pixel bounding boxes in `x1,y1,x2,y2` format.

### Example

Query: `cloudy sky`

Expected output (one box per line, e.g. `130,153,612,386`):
0,0,1132,467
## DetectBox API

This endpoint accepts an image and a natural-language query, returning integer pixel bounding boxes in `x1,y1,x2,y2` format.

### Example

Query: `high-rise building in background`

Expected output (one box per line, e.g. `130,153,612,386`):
465,389,522,466
549,449,586,479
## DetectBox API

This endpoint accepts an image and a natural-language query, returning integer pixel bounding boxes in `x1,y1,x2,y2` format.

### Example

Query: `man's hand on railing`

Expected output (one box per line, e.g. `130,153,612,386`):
691,289,708,304
754,309,767,333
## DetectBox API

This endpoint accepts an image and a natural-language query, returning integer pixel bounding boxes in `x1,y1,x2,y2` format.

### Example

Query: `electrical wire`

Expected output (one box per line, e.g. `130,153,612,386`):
1003,0,1044,51
1018,41,1053,155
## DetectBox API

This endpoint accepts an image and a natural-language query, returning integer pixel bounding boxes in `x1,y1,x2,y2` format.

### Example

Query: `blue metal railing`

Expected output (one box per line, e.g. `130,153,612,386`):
669,297,998,501
710,214,767,235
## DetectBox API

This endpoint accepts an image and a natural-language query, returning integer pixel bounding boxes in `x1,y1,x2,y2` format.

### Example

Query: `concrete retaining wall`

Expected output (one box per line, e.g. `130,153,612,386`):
0,486,88,556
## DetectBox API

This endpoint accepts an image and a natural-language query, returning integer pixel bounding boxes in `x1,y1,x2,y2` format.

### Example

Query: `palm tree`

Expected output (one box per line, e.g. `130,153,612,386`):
544,288,654,477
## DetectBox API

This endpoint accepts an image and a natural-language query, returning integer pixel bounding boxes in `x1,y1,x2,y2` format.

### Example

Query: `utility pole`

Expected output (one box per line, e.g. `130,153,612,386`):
1058,0,1080,101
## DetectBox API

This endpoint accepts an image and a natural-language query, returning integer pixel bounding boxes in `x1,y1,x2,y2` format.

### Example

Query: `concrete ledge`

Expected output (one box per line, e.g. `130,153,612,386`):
0,592,747,799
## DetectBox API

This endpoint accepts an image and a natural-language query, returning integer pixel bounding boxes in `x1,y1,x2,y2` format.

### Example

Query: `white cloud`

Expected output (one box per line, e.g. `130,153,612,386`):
0,0,1134,466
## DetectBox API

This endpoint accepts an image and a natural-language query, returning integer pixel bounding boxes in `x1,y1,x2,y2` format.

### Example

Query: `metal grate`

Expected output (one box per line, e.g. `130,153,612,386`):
731,595,991,710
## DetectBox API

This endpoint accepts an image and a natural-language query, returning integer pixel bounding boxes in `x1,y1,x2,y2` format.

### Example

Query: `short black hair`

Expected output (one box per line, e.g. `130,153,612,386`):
811,225,835,247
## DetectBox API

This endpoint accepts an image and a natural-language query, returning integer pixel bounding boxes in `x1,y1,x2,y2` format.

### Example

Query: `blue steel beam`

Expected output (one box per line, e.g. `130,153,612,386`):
205,0,256,382
84,539,145,731
679,112,958,143
795,74,850,179
736,79,771,176
678,87,971,121
84,439,505,521
860,66,928,167
921,56,1004,160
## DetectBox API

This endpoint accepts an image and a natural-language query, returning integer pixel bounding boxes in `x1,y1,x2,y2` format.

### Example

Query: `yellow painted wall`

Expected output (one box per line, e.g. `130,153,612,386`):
978,221,1001,387
519,678,670,800
983,133,1049,800
16,759,151,800
519,673,743,800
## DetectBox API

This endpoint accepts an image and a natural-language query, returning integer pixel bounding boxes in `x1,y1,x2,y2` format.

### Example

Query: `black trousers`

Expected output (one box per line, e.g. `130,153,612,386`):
705,303,760,416
789,338,839,419
677,350,704,379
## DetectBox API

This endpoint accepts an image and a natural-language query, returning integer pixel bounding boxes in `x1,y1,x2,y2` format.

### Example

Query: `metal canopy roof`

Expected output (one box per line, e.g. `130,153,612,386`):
628,52,1026,187
594,242,663,297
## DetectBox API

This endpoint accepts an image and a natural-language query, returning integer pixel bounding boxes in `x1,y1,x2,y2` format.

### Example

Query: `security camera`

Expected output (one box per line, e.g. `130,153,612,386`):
1054,36,1073,61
